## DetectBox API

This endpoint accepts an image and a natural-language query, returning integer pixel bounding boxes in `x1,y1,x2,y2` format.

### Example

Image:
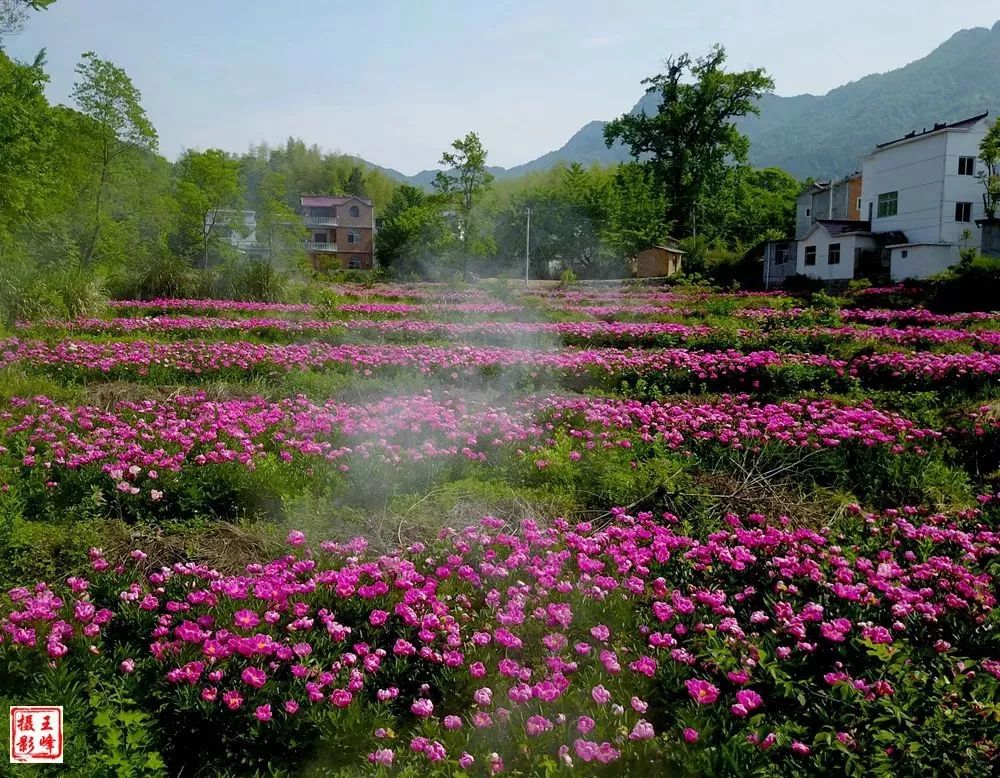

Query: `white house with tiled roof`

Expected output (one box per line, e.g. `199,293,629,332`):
860,112,991,280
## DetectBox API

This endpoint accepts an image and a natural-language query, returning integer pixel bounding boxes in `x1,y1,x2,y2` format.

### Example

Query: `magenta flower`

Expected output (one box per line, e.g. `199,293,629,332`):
591,684,612,704
330,689,353,708
685,678,719,705
525,715,554,737
368,749,394,766
254,704,272,722
736,689,762,709
683,727,699,743
241,667,267,689
473,687,493,706
233,609,260,630
410,698,434,717
629,720,655,741
590,624,610,641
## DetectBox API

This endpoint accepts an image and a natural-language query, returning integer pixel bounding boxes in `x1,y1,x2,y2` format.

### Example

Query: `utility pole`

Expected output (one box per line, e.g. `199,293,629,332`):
525,207,532,285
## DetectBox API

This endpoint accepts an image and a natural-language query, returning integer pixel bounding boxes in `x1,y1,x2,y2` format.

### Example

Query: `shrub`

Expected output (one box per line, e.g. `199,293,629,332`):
782,274,826,294
559,268,578,287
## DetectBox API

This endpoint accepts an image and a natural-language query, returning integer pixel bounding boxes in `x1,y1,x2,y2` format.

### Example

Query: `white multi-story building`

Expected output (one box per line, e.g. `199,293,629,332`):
860,112,990,280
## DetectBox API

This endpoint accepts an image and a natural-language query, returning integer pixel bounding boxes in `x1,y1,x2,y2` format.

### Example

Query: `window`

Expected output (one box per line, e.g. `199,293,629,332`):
868,202,873,221
955,201,972,222
347,257,362,269
876,192,898,218
312,232,327,243
901,250,908,259
958,156,976,176
774,246,788,265
805,207,811,217
804,246,817,266
856,197,862,212
828,243,841,265
349,205,360,218
310,206,333,218
347,230,361,244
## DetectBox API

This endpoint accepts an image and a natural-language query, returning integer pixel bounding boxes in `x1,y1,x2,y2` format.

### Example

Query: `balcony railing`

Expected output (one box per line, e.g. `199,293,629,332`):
305,241,337,253
304,216,338,227
233,239,269,252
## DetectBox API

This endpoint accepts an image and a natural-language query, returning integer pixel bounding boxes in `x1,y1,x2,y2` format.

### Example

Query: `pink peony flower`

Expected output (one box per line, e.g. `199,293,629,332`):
473,687,493,706
629,720,655,741
591,684,612,704
685,678,719,705
410,698,434,717
368,749,394,766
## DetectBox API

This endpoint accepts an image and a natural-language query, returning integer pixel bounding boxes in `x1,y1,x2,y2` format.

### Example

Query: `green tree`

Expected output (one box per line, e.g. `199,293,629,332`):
71,51,158,263
433,131,495,276
602,163,669,260
255,170,305,267
174,148,241,268
603,45,773,236
979,117,1000,220
702,165,799,247
376,184,452,273
344,165,367,197
0,49,52,244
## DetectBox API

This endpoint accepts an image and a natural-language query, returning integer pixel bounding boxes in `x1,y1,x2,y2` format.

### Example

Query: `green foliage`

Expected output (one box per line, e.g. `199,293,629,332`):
926,254,1000,312
344,165,366,197
376,185,454,273
604,44,774,236
603,162,669,259
112,252,200,300
173,148,242,268
978,116,1000,219
71,51,158,264
0,254,107,326
0,49,53,243
432,131,495,272
254,169,307,268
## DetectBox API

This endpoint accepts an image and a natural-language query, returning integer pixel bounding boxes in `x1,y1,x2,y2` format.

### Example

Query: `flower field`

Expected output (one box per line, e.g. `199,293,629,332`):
1,282,999,776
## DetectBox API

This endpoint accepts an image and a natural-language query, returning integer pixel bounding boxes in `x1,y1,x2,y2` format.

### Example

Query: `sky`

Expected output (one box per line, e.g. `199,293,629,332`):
5,0,1000,175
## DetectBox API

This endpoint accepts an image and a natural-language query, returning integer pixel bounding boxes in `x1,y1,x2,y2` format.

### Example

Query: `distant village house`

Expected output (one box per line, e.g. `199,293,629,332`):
633,243,685,278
